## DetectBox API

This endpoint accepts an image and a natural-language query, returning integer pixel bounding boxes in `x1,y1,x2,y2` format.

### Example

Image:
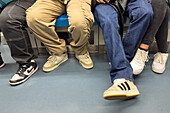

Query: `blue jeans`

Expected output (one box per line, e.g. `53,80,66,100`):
94,0,153,82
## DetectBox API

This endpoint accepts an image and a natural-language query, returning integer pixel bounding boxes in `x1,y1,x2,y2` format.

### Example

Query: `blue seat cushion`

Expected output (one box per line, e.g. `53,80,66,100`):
55,14,98,27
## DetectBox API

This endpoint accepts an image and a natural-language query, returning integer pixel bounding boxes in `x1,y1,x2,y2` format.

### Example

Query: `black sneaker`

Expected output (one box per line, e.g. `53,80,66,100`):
9,60,38,86
0,55,5,69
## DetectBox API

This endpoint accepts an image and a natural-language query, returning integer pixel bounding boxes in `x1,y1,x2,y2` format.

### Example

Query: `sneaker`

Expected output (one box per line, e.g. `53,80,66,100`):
9,60,38,86
103,79,140,100
130,48,149,75
75,52,93,69
152,52,169,74
0,56,5,69
43,53,68,72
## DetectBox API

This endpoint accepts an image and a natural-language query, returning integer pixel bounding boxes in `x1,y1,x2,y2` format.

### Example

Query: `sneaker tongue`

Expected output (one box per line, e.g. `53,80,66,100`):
16,65,27,75
114,78,125,84
80,53,89,59
48,55,57,62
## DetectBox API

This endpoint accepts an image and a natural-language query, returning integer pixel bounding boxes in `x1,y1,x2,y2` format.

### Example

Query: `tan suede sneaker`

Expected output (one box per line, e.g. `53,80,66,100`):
43,53,68,72
75,52,93,69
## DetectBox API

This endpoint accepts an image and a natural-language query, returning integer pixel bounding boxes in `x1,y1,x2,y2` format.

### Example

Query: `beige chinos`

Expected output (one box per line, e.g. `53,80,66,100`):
26,0,94,55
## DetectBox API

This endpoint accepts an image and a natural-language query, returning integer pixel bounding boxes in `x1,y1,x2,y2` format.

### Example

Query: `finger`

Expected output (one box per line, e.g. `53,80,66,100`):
97,0,106,3
105,0,110,3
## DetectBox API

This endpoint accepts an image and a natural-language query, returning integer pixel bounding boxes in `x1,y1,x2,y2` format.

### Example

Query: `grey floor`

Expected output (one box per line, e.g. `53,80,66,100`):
0,45,170,113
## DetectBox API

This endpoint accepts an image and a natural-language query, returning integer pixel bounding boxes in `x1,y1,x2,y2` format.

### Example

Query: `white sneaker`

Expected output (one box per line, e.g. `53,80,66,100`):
103,79,140,100
43,53,68,72
152,52,169,74
9,60,39,86
75,52,93,69
130,48,149,75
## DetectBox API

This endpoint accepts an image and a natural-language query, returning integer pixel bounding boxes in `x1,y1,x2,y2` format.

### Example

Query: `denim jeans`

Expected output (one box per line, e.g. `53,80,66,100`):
0,0,36,65
94,0,153,82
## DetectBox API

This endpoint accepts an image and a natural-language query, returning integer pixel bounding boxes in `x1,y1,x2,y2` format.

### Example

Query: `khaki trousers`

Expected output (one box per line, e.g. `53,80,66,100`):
26,0,94,55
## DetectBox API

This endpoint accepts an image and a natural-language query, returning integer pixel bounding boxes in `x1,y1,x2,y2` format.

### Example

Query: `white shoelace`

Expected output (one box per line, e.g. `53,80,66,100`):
154,53,164,64
48,55,57,63
78,53,90,60
136,50,149,62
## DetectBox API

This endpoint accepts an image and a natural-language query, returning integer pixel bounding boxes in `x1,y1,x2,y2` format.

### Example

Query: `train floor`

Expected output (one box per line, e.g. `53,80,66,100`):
0,44,170,113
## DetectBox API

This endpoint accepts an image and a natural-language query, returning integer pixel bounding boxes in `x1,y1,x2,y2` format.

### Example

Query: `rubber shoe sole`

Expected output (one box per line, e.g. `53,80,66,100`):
152,66,165,74
104,91,140,100
0,63,5,68
79,60,93,69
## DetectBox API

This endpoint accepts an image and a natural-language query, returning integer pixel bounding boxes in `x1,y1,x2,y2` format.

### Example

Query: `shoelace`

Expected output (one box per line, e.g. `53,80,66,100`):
78,53,90,60
136,51,149,62
48,54,57,63
154,53,164,64
16,65,27,75
146,56,150,62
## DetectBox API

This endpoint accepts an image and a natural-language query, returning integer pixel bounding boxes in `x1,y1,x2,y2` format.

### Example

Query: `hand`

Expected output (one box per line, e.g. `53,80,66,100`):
96,0,110,4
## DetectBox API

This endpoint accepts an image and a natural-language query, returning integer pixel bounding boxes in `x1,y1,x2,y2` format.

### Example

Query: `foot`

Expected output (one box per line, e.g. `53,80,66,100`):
130,48,149,75
75,52,93,69
9,60,38,86
103,79,140,100
152,52,169,74
43,53,68,72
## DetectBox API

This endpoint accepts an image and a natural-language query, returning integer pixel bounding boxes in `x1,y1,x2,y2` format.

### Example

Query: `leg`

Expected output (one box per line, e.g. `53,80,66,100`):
152,4,169,74
67,0,94,69
0,0,38,85
142,0,168,48
94,4,140,100
67,0,94,55
131,0,169,75
94,4,133,82
26,0,68,72
26,0,67,55
155,6,169,53
0,1,36,65
123,0,153,61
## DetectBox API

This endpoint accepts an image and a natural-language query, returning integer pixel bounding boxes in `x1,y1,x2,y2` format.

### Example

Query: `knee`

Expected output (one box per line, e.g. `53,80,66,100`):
0,12,26,29
142,7,153,20
69,17,91,32
134,7,153,21
26,10,39,28
101,16,119,31
26,11,36,27
0,14,11,29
